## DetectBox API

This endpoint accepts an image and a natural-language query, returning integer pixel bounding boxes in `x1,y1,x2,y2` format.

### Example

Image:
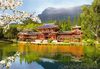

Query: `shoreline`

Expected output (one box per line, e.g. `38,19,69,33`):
0,39,17,43
18,41,83,46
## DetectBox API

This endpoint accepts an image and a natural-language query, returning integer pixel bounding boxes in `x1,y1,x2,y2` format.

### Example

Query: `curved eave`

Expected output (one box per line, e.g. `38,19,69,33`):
37,27,59,30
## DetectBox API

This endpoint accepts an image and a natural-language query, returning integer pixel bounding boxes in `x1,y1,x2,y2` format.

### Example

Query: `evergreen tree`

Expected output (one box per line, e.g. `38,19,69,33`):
60,20,67,31
66,16,71,30
73,16,77,26
55,16,71,31
77,16,81,26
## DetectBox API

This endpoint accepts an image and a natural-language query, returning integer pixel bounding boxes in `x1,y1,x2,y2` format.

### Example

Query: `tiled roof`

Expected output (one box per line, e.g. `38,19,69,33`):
37,24,58,29
58,29,82,35
58,31,73,35
72,29,82,34
18,31,38,35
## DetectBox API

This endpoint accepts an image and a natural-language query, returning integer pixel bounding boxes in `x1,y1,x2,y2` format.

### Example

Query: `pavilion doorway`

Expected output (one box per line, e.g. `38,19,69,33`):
44,33,49,40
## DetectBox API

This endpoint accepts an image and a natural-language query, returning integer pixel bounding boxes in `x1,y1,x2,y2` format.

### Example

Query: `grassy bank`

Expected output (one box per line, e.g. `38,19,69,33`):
0,39,18,43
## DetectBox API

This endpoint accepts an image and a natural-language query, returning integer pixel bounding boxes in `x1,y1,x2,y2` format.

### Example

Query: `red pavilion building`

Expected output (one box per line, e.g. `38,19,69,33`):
18,24,82,42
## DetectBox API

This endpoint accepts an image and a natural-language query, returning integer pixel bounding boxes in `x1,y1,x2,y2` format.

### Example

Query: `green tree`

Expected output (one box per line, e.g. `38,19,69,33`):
73,16,81,26
0,28,4,38
77,16,81,26
81,0,100,41
4,27,19,39
66,16,71,30
60,20,67,31
91,0,100,42
73,16,77,26
55,16,71,31
22,18,43,31
81,6,93,39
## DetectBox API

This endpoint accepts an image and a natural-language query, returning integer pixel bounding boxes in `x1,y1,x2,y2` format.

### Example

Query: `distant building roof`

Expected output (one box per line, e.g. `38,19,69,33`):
58,31,73,35
18,30,39,36
37,24,58,29
72,29,82,34
59,29,82,35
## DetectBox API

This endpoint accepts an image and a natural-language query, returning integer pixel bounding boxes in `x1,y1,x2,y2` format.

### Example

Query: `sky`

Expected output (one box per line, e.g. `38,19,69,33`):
17,0,93,15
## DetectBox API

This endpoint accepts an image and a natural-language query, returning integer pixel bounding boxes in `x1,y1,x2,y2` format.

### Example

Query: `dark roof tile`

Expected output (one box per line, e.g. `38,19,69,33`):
37,24,58,29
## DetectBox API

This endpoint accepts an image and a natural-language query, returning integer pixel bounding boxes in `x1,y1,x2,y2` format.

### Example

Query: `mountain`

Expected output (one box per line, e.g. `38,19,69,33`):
38,6,82,22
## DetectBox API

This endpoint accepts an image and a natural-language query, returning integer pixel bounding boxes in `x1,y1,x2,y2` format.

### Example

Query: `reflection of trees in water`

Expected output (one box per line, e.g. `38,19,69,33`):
57,62,98,69
19,43,39,64
0,42,100,69
0,43,18,60
0,49,3,61
18,43,100,68
18,43,84,64
20,52,39,64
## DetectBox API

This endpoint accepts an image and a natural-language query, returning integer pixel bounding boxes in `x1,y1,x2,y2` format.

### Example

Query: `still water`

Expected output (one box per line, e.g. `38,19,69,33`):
0,43,61,69
0,42,98,69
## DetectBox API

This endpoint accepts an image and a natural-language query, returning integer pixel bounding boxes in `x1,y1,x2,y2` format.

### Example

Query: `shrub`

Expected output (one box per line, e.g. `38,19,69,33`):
86,39,95,46
48,39,53,43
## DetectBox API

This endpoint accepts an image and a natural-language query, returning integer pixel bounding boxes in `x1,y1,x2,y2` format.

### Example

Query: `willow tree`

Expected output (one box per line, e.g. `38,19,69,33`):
81,0,100,42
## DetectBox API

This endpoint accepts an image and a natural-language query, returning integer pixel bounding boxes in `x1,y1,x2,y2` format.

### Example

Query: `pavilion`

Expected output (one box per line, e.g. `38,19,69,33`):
18,24,82,43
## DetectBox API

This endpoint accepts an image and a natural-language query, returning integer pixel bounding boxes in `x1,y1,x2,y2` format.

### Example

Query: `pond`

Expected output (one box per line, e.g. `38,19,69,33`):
0,42,99,69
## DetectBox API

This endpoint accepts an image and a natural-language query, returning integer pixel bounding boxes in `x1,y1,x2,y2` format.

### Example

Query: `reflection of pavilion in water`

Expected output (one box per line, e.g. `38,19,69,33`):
18,43,84,57
18,24,82,42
